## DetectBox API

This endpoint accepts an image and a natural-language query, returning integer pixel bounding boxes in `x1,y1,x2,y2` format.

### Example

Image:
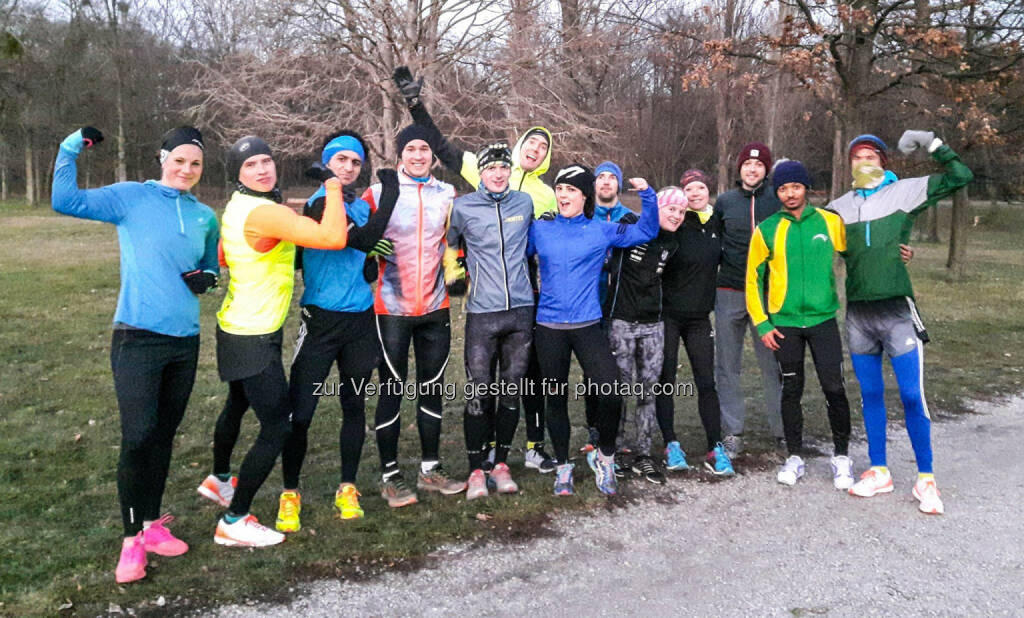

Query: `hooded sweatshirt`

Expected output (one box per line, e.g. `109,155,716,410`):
409,102,555,216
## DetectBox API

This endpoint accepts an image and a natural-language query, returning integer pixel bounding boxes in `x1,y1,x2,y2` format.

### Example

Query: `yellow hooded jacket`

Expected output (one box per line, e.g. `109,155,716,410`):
456,127,555,217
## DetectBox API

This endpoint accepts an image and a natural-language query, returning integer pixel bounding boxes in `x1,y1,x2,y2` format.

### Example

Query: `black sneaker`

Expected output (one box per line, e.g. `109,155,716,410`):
631,455,666,485
614,450,633,479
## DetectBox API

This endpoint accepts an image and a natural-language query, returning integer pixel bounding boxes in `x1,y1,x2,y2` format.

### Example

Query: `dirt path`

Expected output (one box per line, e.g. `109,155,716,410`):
216,396,1024,617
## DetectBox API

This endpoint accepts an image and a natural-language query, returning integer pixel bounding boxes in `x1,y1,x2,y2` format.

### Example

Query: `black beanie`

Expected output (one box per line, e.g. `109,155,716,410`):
158,126,204,163
227,136,273,182
395,124,436,155
476,142,512,171
554,163,596,218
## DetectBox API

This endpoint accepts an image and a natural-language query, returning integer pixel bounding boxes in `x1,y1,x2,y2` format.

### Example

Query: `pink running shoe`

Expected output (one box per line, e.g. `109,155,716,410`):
143,514,189,556
115,531,147,584
489,462,519,494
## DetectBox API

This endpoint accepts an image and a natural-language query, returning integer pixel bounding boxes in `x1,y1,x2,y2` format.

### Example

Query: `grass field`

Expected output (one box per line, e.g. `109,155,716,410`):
1,198,1022,616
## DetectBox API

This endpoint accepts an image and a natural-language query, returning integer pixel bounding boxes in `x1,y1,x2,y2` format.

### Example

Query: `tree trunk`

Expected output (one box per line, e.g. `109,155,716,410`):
830,116,845,201
715,82,731,195
25,141,35,206
115,88,128,183
1,165,7,201
766,0,792,151
925,206,940,242
945,185,969,278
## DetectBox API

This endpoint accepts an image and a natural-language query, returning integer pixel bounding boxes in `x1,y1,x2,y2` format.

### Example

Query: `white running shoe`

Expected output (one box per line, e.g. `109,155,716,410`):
777,455,805,486
214,515,285,547
849,468,895,497
830,455,855,490
913,478,945,515
197,474,236,507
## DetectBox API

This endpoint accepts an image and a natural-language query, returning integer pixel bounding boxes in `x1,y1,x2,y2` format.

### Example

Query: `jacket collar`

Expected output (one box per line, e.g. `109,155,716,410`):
735,179,767,197
398,166,440,188
145,179,197,201
778,204,818,223
854,170,899,198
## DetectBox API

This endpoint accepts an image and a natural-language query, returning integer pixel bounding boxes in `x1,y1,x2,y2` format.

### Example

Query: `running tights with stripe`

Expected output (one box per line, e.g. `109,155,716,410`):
851,348,933,473
283,307,378,488
775,319,851,457
374,309,451,475
111,329,198,537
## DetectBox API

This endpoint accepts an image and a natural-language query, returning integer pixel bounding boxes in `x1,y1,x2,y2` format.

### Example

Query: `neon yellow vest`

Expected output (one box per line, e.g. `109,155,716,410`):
216,192,296,335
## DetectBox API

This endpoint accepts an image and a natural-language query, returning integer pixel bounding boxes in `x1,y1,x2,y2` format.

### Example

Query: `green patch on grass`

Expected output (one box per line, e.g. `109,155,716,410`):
2,201,1022,615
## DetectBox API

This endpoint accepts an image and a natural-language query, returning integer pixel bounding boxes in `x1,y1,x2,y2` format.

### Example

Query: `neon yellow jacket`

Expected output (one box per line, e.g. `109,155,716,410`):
217,192,296,335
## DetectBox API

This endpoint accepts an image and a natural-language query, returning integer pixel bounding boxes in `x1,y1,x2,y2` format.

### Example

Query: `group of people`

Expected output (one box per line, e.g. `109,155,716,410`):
50,67,972,585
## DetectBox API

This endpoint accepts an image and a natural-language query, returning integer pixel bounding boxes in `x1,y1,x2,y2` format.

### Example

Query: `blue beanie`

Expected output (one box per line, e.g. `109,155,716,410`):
848,134,889,166
595,161,623,190
321,135,365,166
772,160,812,194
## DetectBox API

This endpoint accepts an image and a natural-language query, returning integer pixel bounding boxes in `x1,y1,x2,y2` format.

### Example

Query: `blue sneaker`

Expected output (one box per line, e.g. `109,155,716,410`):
705,443,735,476
553,463,575,496
664,441,690,471
586,450,618,495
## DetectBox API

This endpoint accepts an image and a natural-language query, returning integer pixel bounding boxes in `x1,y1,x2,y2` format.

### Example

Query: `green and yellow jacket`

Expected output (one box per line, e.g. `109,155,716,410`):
746,206,846,336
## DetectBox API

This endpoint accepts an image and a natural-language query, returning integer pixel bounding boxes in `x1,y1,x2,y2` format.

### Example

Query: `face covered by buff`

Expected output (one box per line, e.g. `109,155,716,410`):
852,161,886,190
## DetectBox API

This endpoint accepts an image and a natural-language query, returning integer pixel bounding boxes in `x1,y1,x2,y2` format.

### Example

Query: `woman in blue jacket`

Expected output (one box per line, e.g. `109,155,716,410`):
51,126,219,584
527,164,658,496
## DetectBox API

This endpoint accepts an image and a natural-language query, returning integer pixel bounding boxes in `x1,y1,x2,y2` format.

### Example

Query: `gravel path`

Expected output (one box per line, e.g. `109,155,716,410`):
216,396,1024,617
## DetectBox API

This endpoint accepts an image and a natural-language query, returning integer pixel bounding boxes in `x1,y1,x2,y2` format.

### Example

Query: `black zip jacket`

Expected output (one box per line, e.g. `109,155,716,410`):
662,209,722,320
604,221,678,323
713,181,780,290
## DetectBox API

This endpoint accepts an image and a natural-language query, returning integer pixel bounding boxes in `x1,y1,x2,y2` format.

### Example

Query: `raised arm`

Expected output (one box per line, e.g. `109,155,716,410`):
346,169,400,253
245,178,348,249
51,127,127,224
897,130,974,214
393,66,480,188
605,182,659,248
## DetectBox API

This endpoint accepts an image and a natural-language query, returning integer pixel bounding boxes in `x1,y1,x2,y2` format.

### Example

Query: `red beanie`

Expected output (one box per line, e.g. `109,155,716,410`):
736,142,772,174
679,169,712,191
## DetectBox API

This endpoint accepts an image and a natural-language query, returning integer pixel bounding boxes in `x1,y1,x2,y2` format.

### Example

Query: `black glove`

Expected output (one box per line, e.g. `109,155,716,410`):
362,257,379,283
304,162,335,183
538,211,556,221
377,167,399,201
82,126,104,148
447,279,468,297
181,269,217,294
392,66,423,107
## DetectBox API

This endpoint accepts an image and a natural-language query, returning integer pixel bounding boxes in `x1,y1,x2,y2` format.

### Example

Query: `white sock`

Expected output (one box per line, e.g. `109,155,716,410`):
421,460,439,474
